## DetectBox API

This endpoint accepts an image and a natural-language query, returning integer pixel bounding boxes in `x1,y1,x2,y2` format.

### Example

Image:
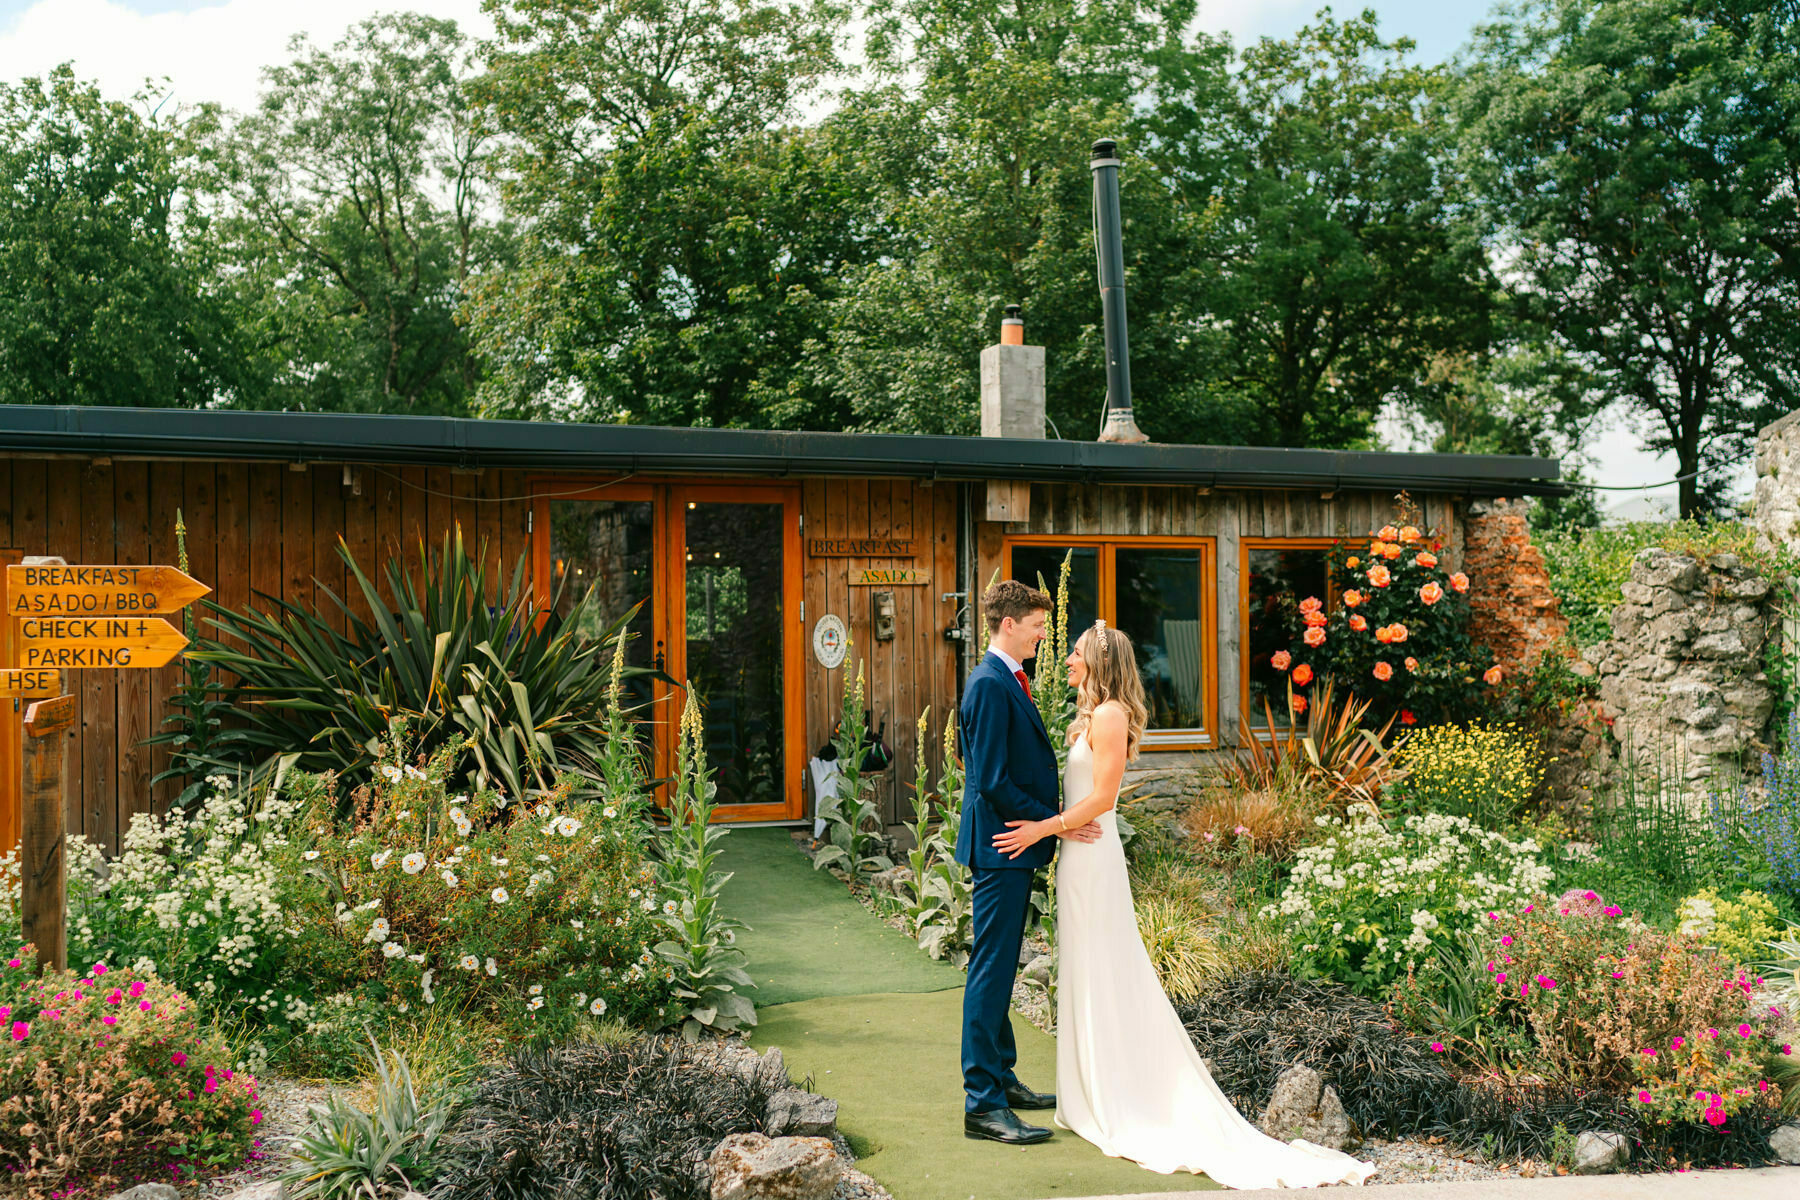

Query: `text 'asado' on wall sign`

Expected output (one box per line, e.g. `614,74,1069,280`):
849,568,930,586
18,617,189,669
7,563,210,616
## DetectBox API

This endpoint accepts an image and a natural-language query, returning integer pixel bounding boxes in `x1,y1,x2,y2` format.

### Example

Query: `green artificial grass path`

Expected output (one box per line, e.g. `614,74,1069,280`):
752,990,1220,1200
718,827,966,1006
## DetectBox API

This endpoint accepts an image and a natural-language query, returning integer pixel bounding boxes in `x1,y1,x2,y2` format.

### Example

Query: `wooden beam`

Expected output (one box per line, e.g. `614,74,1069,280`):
22,692,75,974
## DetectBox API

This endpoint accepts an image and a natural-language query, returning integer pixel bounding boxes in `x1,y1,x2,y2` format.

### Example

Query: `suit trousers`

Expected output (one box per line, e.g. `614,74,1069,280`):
961,864,1036,1113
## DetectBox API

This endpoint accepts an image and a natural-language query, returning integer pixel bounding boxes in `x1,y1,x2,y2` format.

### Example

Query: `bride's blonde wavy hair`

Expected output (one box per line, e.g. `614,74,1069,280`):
1067,624,1150,761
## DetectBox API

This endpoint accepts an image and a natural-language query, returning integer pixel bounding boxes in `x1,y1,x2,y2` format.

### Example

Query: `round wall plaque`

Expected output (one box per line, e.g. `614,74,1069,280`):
812,613,848,669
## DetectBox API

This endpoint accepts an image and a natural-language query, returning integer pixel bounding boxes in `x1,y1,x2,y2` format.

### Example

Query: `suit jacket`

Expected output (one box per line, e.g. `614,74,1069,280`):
954,650,1061,870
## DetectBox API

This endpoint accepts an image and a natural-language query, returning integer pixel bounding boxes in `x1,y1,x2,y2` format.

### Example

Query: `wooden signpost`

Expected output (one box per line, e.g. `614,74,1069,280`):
4,557,209,972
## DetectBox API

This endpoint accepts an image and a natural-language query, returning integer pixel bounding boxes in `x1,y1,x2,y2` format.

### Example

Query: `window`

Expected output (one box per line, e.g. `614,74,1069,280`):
1241,538,1359,731
1002,537,1217,748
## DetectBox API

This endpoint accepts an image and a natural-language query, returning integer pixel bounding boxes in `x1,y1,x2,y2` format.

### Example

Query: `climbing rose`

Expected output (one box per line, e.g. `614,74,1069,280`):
1303,610,1327,628
1400,710,1417,725
1346,556,1361,569
1415,551,1438,568
1376,625,1394,644
1348,614,1369,632
1399,525,1421,542
1298,596,1323,614
1342,589,1363,608
1271,650,1291,671
1419,581,1443,605
1303,627,1326,648
1379,525,1399,541
1367,564,1391,588
1484,666,1504,686
1291,664,1314,687
1450,572,1469,593
1292,695,1308,714
1373,662,1394,682
1404,656,1418,672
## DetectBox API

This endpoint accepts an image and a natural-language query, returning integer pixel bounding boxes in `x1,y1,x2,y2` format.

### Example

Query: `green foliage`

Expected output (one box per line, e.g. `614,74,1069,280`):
147,509,236,813
1676,889,1784,968
1388,722,1548,828
812,657,895,876
652,689,758,1041
1278,506,1488,725
1,953,261,1195
1456,0,1800,518
1534,522,1698,647
192,527,642,796
0,66,248,409
907,718,974,966
284,1034,455,1200
219,13,500,415
1135,894,1226,1002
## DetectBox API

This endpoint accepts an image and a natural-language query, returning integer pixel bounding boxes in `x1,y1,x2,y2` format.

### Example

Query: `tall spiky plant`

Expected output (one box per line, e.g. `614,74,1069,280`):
652,688,756,1041
914,717,974,964
1032,550,1077,753
812,655,893,876
147,509,234,813
591,628,655,849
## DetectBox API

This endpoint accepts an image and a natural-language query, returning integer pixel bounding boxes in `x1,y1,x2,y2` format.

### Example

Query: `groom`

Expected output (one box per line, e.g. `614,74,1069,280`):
955,580,1103,1145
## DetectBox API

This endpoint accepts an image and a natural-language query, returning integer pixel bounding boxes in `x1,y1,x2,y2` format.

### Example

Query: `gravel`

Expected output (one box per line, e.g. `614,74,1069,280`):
189,1075,327,1197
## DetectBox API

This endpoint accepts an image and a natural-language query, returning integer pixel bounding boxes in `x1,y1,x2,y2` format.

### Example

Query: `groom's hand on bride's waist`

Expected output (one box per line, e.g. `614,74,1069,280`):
1056,820,1104,843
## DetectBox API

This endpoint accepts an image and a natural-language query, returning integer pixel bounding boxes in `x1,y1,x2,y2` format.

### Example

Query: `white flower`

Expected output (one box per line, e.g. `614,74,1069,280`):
485,957,498,976
407,952,426,964
405,765,426,780
441,869,459,888
491,887,510,904
493,856,509,867
401,852,426,875
536,854,550,862
641,899,655,912
527,996,545,1011
459,954,480,971
380,764,402,782
454,817,473,836
603,806,617,819
570,919,584,930
528,984,543,996
589,996,608,1016
662,899,678,915
364,918,390,944
395,810,411,821
302,850,321,861
421,970,435,1005
554,816,582,837
382,942,405,959
371,849,393,870
628,888,642,899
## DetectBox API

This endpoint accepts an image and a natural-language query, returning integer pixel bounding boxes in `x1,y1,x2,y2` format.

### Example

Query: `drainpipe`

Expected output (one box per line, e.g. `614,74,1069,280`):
1091,138,1148,444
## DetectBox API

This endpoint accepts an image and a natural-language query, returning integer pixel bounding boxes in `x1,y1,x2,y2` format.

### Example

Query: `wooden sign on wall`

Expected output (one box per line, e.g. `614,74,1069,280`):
849,568,929,586
808,538,914,557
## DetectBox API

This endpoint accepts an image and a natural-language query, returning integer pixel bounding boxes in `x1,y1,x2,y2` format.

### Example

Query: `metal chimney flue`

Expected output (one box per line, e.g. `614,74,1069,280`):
1090,138,1147,443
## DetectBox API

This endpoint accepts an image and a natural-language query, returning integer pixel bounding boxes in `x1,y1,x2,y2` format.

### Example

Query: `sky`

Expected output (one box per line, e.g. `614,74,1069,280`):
0,0,1730,514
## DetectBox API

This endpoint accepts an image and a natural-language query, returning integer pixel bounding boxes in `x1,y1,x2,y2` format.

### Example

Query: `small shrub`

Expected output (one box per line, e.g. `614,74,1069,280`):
1175,969,1462,1138
1265,811,1553,997
284,1035,454,1200
813,657,894,876
429,1038,782,1200
1678,889,1784,967
1229,679,1402,813
278,731,671,1037
1388,722,1546,828
1136,896,1226,1003
0,952,261,1197
1181,782,1320,862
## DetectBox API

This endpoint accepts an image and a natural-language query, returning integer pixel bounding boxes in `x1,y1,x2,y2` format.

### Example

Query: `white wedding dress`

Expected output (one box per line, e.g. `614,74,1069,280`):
1054,730,1377,1189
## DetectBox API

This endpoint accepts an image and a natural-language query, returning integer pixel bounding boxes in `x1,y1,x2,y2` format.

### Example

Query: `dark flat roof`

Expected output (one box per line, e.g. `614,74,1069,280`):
0,406,1566,496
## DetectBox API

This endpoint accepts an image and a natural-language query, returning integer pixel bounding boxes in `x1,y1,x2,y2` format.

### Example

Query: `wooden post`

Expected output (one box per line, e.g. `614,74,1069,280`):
1,549,22,857
21,694,74,974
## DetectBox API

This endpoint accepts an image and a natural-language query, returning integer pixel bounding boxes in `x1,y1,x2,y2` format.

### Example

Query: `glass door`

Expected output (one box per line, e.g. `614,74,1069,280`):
667,485,804,821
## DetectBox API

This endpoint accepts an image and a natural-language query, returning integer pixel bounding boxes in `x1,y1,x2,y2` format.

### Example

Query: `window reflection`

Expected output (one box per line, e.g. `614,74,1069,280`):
1245,545,1332,726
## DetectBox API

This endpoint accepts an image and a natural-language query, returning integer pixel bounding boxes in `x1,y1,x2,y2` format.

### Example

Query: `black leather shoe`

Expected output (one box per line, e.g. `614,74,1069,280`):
964,1107,1053,1144
1004,1082,1056,1110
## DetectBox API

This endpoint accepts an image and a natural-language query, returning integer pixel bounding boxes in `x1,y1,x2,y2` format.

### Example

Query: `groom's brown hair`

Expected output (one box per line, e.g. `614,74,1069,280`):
981,579,1053,633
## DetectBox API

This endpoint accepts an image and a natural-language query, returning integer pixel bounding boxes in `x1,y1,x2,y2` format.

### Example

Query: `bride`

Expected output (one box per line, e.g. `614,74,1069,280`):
992,620,1377,1189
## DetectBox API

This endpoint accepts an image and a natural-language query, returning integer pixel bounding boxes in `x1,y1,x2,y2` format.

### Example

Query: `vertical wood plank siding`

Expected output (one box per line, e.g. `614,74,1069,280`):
1,459,534,855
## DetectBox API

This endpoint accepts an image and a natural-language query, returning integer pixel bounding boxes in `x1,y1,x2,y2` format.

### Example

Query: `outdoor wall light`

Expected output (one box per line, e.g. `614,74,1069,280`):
873,590,897,641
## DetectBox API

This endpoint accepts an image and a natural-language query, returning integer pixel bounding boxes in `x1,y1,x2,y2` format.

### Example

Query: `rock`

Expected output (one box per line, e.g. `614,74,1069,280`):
1771,1121,1800,1165
1571,1130,1631,1175
759,1046,791,1091
222,1184,285,1200
869,866,913,898
1020,953,1052,986
766,1089,839,1138
106,1187,180,1200
709,1132,841,1200
1258,1064,1354,1151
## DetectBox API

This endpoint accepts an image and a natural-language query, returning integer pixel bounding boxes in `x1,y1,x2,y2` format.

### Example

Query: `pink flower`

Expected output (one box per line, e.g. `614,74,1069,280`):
1500,935,1514,947
5,958,19,969
1642,1048,1658,1057
1536,975,1558,990
1637,1091,1652,1103
1760,1081,1771,1092
0,1007,8,1020
251,1109,263,1125
1737,1023,1753,1037
9,1022,26,1042
1784,1045,1794,1055
1496,973,1507,983
102,1014,117,1026
203,1079,218,1094
128,981,146,998
43,1009,60,1020
91,963,107,975
139,1001,151,1012
1672,1037,1686,1050
1430,1042,1445,1053
1523,904,1534,913
1604,906,1622,917
1611,971,1625,979
171,1051,188,1067
1582,891,1597,901
105,989,122,1005
1706,1029,1719,1039
1487,912,1500,921
1705,1106,1727,1127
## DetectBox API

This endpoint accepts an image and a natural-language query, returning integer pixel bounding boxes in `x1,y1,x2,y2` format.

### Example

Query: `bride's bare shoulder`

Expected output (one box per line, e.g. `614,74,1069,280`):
1090,700,1129,733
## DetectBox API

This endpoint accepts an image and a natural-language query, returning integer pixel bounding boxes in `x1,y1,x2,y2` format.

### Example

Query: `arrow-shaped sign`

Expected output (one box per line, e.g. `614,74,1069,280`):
0,668,60,697
17,616,190,670
6,563,211,618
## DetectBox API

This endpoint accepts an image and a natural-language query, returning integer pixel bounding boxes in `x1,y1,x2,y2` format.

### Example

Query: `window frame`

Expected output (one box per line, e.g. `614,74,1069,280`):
1239,536,1366,739
1001,534,1219,750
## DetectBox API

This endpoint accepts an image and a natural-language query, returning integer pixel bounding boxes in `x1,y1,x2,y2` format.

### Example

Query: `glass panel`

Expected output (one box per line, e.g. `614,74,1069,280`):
548,500,657,715
685,501,785,807
1245,546,1331,727
1115,547,1206,733
1008,545,1099,682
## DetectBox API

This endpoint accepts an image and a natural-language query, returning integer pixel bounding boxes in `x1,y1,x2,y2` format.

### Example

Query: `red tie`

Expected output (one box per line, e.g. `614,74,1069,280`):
1014,668,1032,700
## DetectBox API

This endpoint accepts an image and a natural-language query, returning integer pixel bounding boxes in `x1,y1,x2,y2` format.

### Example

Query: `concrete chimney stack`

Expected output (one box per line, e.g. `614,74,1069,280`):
980,305,1042,522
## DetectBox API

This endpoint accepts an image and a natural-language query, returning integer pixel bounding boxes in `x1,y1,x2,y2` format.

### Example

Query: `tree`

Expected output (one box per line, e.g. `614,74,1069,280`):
219,14,501,415
1456,0,1799,517
813,0,1209,437
1143,9,1498,448
468,0,857,427
0,66,243,407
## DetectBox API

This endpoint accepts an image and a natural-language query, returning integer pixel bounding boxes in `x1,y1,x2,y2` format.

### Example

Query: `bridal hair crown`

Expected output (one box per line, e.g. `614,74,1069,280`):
1092,617,1109,659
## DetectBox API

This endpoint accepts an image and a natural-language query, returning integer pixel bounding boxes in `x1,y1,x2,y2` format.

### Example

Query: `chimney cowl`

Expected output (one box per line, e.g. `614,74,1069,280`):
1001,304,1024,346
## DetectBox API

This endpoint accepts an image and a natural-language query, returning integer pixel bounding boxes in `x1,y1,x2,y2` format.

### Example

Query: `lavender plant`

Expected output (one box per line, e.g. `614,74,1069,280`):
1726,707,1800,902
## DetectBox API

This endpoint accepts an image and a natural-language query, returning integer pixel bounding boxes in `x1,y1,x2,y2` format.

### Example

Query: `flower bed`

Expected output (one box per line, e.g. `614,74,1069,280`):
1,951,260,1197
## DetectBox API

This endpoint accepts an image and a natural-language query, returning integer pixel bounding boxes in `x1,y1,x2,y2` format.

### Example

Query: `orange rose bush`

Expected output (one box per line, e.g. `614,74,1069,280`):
1275,520,1499,725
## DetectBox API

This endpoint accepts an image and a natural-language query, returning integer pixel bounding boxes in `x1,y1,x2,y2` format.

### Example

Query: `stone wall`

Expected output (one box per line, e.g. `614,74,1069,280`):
1462,497,1571,680
1753,410,1800,550
1583,548,1778,787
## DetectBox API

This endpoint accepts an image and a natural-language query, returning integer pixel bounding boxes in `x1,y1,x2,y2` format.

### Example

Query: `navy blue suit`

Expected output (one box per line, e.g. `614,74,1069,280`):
956,651,1061,1113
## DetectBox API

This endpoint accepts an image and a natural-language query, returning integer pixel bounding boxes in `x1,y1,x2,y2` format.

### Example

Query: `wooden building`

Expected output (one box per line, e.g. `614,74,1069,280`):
0,372,1563,853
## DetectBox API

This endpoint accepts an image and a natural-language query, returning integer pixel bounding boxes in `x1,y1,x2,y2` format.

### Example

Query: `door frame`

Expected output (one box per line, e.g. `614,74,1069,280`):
531,477,806,822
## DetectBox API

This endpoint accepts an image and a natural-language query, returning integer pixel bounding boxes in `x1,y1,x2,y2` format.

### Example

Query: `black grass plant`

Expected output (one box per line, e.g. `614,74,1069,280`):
1175,969,1462,1139
428,1039,780,1200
